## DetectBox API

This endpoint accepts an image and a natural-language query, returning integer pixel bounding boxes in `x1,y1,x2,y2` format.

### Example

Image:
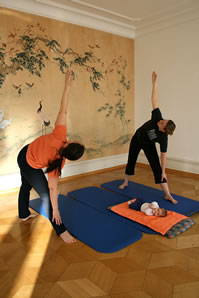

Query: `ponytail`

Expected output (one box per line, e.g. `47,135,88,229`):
45,158,63,177
46,142,85,176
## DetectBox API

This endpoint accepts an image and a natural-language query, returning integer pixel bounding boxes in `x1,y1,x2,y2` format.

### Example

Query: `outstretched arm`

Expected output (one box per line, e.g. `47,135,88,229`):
48,176,62,225
151,72,159,110
160,152,167,182
55,70,73,126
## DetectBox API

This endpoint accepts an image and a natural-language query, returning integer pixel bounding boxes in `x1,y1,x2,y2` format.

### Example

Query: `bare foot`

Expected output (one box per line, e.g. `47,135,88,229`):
119,182,128,189
165,195,178,204
60,230,76,244
21,213,38,221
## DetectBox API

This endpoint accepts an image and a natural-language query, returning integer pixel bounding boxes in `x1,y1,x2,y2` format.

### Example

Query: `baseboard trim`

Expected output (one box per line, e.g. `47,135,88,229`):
0,153,198,194
59,164,125,184
0,164,126,196
137,152,199,175
1,161,198,195
0,187,20,196
136,163,199,180
0,153,128,193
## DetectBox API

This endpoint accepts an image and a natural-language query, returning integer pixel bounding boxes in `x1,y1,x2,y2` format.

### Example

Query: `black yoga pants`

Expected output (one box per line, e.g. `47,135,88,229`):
125,133,166,184
17,145,66,235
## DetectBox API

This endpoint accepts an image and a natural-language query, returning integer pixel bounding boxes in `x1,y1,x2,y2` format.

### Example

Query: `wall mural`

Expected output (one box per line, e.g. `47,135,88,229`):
0,7,134,175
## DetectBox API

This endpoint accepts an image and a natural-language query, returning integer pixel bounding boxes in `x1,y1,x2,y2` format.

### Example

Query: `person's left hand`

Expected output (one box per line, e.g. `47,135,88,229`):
161,172,167,182
64,70,74,88
52,209,62,225
152,71,157,84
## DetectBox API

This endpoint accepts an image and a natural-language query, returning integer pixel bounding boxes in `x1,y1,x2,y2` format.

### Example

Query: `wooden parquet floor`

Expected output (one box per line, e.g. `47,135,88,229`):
0,166,199,298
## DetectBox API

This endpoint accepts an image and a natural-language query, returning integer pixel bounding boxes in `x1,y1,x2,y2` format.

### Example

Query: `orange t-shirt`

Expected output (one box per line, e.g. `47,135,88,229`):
26,125,67,177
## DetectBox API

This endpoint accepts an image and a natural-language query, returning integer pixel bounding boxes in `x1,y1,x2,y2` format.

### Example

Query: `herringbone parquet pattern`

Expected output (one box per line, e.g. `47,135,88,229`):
0,166,199,298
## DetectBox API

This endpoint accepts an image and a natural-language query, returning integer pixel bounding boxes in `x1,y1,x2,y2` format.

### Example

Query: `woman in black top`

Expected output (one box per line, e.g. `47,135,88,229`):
120,72,177,204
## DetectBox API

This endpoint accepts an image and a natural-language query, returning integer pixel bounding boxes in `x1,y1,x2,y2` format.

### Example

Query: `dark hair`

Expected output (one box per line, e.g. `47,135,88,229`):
46,143,85,177
46,158,63,177
60,143,85,161
165,120,176,135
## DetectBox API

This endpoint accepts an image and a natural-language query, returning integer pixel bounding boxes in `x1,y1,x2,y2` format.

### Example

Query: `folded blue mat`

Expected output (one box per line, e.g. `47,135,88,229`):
29,195,142,253
101,180,199,216
68,183,199,235
68,187,157,234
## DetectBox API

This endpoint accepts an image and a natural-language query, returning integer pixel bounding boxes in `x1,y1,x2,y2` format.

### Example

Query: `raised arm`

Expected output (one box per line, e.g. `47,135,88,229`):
55,70,73,126
151,72,158,110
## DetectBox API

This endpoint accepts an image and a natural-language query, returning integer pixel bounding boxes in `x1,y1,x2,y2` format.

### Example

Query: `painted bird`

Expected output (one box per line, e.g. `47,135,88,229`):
26,82,34,88
37,101,50,127
13,84,22,95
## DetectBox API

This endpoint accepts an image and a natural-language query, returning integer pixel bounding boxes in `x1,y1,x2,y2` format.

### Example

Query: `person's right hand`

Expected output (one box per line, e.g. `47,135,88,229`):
52,208,62,225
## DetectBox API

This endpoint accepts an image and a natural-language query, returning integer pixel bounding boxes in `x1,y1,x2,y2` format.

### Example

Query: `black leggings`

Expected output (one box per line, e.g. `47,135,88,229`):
17,145,66,235
125,133,166,184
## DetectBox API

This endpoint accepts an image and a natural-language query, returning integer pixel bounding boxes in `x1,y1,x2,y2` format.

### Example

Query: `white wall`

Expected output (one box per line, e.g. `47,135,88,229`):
0,1,198,191
135,18,199,173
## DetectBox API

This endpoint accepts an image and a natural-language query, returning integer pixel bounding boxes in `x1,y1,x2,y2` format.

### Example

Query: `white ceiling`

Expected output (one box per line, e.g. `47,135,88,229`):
37,0,199,29
0,0,198,37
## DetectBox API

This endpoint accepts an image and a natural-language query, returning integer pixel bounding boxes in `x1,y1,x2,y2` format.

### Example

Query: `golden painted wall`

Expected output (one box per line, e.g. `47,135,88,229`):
0,7,134,175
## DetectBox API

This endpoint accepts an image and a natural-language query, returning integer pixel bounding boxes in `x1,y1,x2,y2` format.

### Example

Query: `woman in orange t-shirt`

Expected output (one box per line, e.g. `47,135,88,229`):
17,71,84,244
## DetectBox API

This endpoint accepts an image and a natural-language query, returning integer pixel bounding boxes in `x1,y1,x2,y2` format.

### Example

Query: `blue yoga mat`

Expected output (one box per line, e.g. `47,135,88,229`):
68,187,157,234
101,180,199,216
29,195,142,253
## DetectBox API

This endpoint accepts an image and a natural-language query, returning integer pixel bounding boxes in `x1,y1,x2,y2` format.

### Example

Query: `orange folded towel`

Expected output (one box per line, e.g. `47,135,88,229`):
111,201,188,235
